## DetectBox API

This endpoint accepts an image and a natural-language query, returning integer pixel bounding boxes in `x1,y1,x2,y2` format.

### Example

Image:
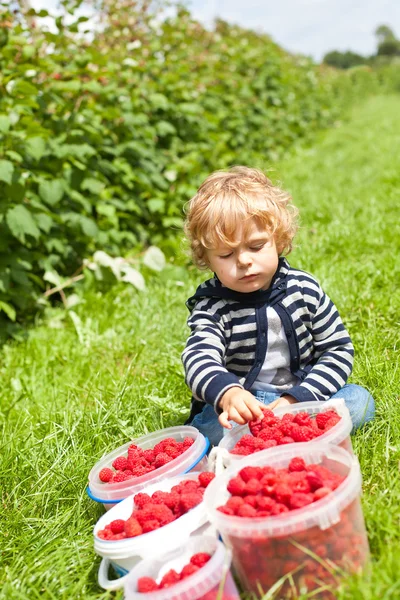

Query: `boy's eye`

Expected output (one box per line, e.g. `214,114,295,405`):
250,244,265,251
219,253,233,259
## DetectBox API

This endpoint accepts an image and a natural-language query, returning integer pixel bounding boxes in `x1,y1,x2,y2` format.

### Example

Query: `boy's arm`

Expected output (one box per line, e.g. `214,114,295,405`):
181,308,244,414
282,290,354,403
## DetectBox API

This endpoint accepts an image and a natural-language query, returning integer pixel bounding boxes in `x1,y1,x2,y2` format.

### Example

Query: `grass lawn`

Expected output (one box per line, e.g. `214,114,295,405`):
1,95,399,599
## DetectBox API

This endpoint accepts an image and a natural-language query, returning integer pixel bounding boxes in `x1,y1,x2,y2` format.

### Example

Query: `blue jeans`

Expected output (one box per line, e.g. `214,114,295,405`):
189,384,375,447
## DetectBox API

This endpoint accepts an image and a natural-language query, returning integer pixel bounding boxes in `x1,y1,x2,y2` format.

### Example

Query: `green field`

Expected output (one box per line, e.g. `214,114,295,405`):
1,95,399,599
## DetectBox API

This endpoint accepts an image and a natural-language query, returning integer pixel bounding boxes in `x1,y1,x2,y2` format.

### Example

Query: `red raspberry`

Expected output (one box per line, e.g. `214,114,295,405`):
142,504,175,526
112,456,129,471
289,492,314,510
181,479,201,491
282,413,295,423
110,519,125,534
257,496,276,511
198,472,216,488
217,505,234,515
128,448,141,462
155,452,172,468
291,425,315,442
314,486,332,500
293,412,312,427
181,563,200,578
306,471,324,491
324,416,341,430
142,449,155,463
112,471,130,482
134,492,152,508
137,576,159,592
238,434,257,448
316,410,340,430
270,502,289,515
190,552,212,568
243,494,258,508
227,476,246,496
271,428,284,443
124,517,142,537
237,504,257,518
263,439,278,449
274,483,293,506
258,428,275,441
99,468,113,482
288,457,307,472
280,436,295,444
164,445,180,459
183,437,195,448
142,519,161,533
226,496,245,512
243,478,262,495
159,569,180,588
180,492,203,512
239,466,263,482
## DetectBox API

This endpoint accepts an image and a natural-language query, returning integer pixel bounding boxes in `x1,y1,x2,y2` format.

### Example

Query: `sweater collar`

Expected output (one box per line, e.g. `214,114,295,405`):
186,257,290,311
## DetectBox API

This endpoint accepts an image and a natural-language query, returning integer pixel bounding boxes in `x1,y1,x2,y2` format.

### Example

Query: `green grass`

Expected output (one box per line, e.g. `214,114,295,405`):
1,95,400,599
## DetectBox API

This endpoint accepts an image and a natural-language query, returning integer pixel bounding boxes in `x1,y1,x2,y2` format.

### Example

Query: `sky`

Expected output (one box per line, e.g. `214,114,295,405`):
31,0,400,61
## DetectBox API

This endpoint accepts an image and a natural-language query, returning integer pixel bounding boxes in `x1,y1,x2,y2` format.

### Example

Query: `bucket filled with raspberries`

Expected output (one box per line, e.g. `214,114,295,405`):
203,443,369,599
88,426,209,510
100,535,241,599
94,471,216,578
218,398,353,460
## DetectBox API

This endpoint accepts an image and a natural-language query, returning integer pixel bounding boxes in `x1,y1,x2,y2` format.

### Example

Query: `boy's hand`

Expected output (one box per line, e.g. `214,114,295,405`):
218,387,264,429
266,395,298,411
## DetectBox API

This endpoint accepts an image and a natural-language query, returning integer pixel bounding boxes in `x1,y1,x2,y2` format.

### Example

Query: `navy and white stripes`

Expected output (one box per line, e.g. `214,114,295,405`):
182,258,354,415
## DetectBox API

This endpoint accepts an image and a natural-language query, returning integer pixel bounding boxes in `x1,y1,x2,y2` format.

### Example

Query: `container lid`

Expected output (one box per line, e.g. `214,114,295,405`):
93,473,208,560
88,426,209,501
123,536,232,600
204,442,362,538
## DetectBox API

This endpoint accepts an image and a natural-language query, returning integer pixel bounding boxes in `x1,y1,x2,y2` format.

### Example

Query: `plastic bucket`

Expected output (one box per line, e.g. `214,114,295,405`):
94,472,210,576
218,397,353,462
88,426,209,510
204,443,369,599
99,535,240,600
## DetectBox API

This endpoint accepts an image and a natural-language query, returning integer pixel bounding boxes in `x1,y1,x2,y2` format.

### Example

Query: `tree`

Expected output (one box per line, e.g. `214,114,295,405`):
375,24,396,44
323,50,366,69
375,24,400,57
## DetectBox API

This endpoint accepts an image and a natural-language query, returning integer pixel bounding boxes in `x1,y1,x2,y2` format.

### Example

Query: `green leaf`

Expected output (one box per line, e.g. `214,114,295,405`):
0,115,11,134
0,301,16,322
35,213,53,233
81,178,105,195
6,205,41,243
0,160,14,185
120,266,146,291
25,137,46,161
147,198,165,213
79,215,98,237
143,246,166,272
5,150,23,163
38,179,65,206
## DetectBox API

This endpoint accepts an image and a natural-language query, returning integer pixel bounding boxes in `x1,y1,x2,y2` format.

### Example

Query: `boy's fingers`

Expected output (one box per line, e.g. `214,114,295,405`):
228,407,247,425
218,411,232,429
237,404,254,422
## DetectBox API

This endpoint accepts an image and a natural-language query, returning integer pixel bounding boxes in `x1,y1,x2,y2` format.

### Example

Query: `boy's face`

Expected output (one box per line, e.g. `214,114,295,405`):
205,220,279,293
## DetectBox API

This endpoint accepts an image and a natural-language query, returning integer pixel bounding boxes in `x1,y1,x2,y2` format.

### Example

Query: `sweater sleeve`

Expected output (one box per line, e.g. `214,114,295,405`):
181,307,243,413
284,290,354,403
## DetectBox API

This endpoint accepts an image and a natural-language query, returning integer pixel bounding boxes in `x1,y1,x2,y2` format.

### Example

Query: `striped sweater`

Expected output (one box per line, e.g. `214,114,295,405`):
182,257,354,418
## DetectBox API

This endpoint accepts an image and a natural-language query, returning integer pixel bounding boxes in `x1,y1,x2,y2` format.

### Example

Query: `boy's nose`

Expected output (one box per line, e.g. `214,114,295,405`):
237,251,252,267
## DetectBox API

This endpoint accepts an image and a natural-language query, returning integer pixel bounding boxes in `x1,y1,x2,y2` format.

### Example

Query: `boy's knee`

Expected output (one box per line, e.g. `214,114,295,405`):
342,384,375,429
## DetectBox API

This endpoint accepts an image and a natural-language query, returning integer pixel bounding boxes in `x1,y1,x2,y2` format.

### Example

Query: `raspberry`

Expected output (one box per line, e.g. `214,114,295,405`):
306,471,324,491
164,445,180,459
110,519,125,534
237,504,257,518
142,519,160,533
258,427,275,441
190,553,212,568
324,416,341,430
198,472,216,488
142,449,155,463
263,439,278,448
289,492,314,510
288,457,306,472
293,412,312,427
181,563,200,578
124,517,142,538
112,471,130,482
314,486,332,500
243,478,262,495
155,452,172,468
282,413,295,423
291,425,315,442
181,479,201,491
280,436,295,444
316,410,340,430
257,496,276,511
217,505,234,515
271,428,284,442
239,466,263,482
139,504,175,526
99,468,113,482
226,496,245,512
112,456,129,471
159,569,180,588
183,437,195,448
270,502,289,515
243,494,258,508
227,476,246,496
180,492,203,512
134,492,152,508
274,483,293,506
137,577,159,592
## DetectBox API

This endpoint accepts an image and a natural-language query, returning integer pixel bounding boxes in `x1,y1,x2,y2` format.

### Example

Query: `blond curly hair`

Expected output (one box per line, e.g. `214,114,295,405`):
184,166,299,269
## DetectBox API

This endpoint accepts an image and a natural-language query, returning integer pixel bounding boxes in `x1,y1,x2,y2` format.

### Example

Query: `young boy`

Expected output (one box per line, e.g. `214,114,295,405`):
181,166,375,447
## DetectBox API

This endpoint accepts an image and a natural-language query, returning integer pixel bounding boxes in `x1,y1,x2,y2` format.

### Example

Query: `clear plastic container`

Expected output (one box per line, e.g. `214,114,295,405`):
204,443,369,599
88,426,209,510
93,472,210,576
99,535,240,599
218,397,353,462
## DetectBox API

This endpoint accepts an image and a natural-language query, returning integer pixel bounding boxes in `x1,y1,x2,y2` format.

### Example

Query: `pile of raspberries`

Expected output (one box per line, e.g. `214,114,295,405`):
97,472,215,540
99,436,195,483
217,457,345,517
230,409,341,456
137,552,211,592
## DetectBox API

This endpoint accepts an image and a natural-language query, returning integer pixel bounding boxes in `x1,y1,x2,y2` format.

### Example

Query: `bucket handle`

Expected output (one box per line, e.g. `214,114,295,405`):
98,557,130,591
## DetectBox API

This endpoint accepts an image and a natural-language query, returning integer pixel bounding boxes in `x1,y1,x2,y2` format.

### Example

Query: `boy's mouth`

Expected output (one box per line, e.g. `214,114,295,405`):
240,274,258,281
